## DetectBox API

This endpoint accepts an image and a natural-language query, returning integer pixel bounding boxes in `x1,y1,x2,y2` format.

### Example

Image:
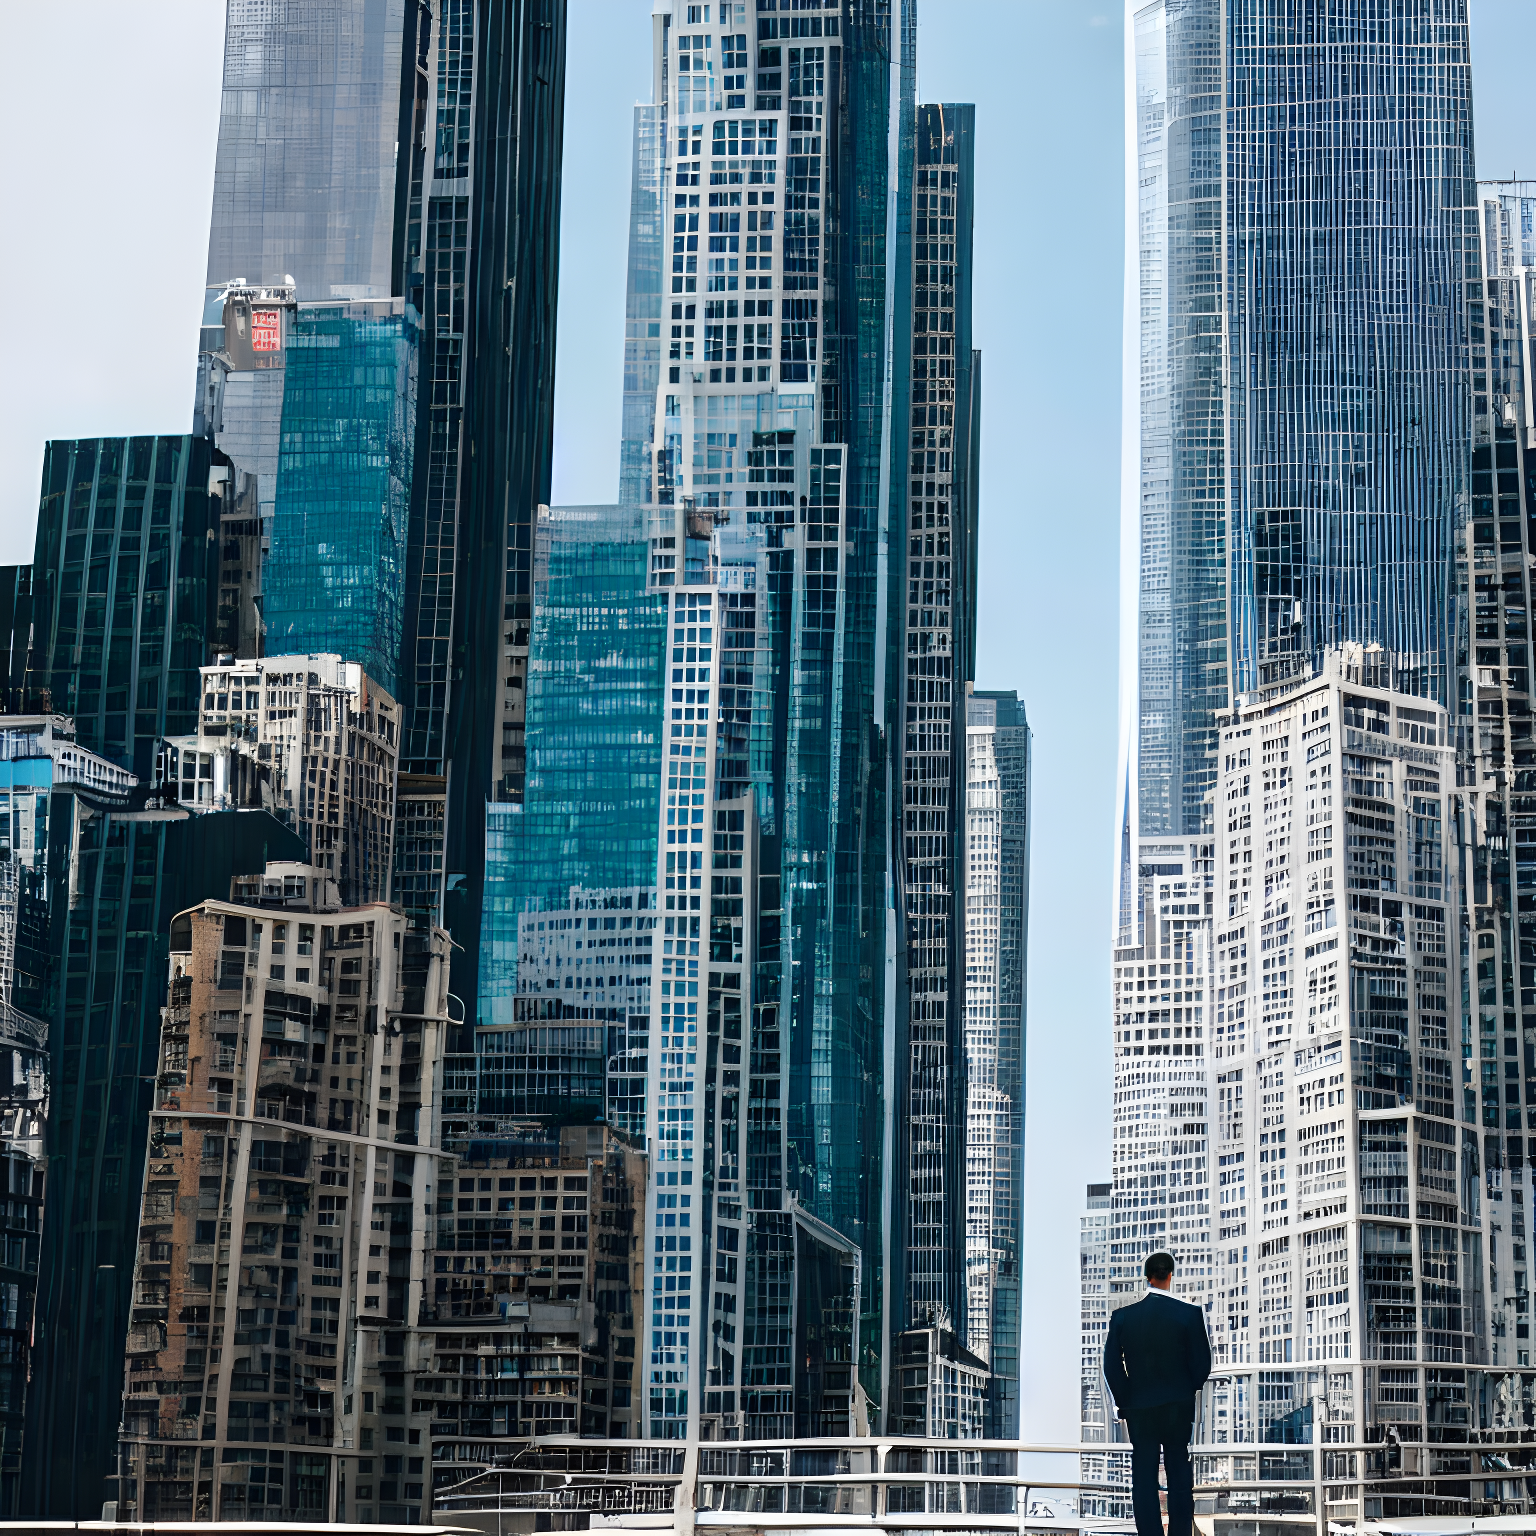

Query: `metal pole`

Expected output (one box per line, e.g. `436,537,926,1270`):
1311,1381,1328,1536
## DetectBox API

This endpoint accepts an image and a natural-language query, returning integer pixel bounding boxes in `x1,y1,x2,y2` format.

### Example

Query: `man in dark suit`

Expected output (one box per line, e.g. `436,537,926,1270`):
1102,1249,1212,1536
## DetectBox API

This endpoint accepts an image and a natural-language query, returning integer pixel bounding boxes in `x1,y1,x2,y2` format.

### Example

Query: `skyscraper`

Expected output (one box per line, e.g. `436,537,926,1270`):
205,0,420,304
962,687,1029,1438
439,1,1029,1446
625,0,913,1441
1129,0,1466,847
1195,647,1463,1509
1112,0,1475,1308
440,0,567,1017
1094,2,1536,1523
16,437,307,1516
889,99,979,1360
621,101,666,508
477,503,669,1029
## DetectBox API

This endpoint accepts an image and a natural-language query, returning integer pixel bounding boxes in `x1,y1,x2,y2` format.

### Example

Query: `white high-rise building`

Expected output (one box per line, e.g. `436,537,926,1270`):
1200,650,1463,1488
158,652,398,906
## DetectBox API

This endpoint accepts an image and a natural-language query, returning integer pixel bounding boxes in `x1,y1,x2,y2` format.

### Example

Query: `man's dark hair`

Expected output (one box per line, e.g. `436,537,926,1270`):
1145,1250,1175,1282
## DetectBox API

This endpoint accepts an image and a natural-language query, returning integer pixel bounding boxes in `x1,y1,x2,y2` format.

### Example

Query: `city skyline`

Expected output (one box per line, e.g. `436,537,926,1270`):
0,0,1027,1519
5,0,1536,1481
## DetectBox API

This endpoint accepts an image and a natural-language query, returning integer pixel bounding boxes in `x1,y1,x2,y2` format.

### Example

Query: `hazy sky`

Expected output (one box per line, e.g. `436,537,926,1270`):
2,0,1536,1443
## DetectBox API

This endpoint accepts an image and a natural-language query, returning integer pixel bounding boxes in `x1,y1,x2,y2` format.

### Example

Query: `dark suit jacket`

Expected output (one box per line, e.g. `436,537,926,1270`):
1103,1289,1212,1414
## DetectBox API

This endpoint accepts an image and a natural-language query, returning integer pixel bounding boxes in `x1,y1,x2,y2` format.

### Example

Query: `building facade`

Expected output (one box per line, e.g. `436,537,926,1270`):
159,653,399,907
1192,651,1466,1518
961,688,1028,1438
265,300,419,691
114,865,453,1522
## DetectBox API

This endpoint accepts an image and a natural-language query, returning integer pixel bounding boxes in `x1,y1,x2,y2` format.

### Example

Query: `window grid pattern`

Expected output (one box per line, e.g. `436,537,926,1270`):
266,303,418,695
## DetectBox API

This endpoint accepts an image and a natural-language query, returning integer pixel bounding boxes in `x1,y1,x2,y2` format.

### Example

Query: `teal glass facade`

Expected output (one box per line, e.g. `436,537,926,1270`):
265,300,419,692
27,438,216,780
478,505,668,1027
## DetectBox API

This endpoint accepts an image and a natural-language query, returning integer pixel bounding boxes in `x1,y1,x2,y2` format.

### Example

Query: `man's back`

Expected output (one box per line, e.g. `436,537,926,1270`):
1103,1291,1212,1413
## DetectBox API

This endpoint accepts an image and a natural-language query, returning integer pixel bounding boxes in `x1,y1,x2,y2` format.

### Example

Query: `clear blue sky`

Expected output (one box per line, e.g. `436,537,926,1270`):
2,0,1535,1443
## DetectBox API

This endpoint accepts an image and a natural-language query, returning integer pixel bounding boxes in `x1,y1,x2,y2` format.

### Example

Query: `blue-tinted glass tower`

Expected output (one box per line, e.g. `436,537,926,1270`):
476,503,668,1036
1131,0,1471,844
264,299,419,692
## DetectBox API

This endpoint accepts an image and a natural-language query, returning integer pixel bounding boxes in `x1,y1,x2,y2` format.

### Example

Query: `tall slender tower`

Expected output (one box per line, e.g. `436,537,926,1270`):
630,0,911,1442
888,99,980,1358
963,688,1030,1437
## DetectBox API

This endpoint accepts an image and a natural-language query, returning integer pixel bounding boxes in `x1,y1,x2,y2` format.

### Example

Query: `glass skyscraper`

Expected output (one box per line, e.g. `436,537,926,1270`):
626,0,911,1441
962,688,1029,1440
398,0,474,778
1131,0,1470,845
16,437,305,1517
889,98,979,1355
440,0,568,1017
205,0,415,303
265,298,419,692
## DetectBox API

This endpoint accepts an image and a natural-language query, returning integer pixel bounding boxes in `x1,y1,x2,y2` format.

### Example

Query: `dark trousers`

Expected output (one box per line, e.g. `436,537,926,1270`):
1124,1398,1195,1536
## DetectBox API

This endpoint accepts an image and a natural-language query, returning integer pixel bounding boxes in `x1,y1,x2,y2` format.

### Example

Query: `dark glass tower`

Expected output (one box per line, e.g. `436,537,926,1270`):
442,0,567,1017
17,438,304,1517
399,0,475,778
888,99,979,1371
